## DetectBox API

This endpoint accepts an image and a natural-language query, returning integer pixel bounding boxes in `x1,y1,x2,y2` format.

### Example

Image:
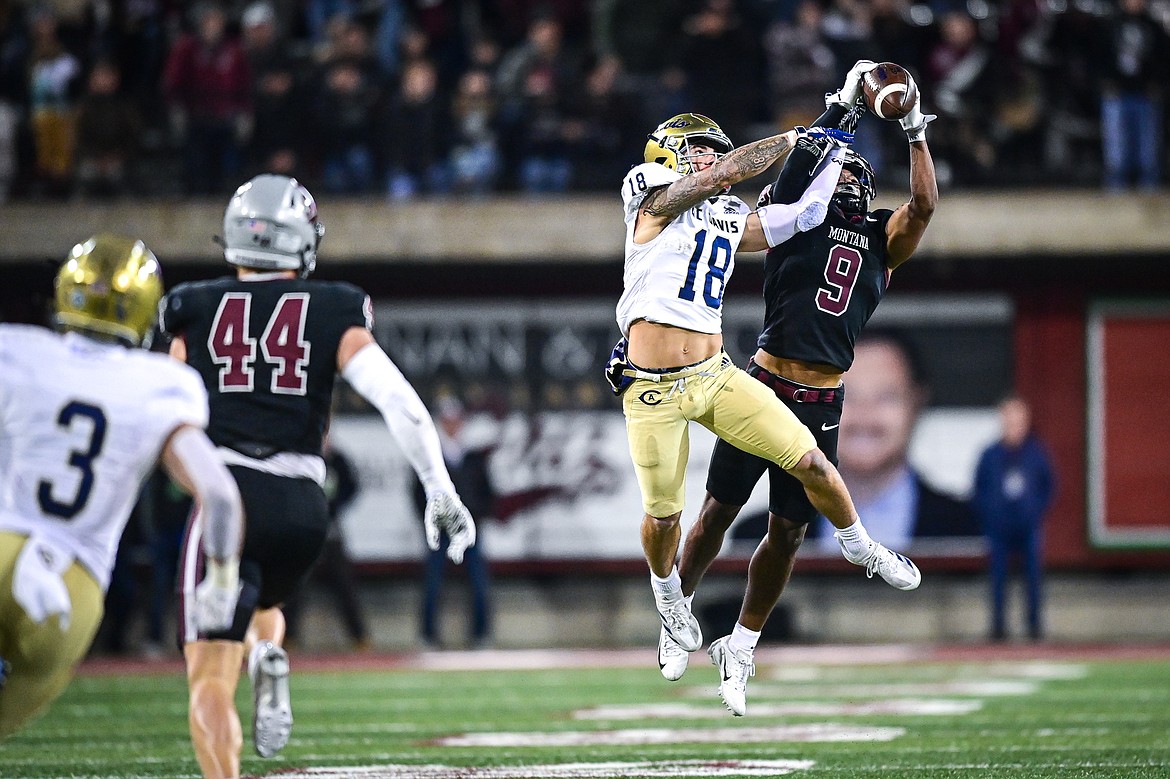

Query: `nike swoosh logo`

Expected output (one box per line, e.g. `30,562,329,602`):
865,215,878,222
821,423,840,431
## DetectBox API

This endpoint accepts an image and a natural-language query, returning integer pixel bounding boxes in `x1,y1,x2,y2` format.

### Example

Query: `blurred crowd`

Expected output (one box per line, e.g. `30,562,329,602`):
1,0,1168,203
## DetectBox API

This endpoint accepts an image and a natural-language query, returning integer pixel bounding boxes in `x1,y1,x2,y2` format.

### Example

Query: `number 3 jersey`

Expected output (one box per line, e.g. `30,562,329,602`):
616,162,752,338
757,206,895,371
160,275,372,460
0,325,207,590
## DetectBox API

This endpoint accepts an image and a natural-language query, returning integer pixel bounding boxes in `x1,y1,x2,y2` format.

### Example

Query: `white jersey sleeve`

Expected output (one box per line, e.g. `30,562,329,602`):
621,162,683,223
0,326,209,591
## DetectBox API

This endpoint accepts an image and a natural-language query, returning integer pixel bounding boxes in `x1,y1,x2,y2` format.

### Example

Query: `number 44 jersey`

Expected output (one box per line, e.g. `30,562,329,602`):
160,276,372,458
0,325,207,590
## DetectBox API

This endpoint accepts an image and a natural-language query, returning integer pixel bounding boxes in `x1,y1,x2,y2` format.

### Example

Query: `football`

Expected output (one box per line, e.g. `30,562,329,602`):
862,62,917,121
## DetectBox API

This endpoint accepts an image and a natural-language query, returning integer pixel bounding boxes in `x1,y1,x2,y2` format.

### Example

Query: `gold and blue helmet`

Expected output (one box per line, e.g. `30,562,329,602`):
55,234,163,347
644,113,733,175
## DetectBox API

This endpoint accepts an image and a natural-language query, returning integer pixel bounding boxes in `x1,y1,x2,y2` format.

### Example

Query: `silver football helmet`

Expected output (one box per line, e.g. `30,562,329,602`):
222,174,325,276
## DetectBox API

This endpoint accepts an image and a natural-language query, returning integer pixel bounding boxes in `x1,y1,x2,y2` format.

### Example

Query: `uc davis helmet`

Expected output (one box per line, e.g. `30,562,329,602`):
644,113,733,175
55,234,163,347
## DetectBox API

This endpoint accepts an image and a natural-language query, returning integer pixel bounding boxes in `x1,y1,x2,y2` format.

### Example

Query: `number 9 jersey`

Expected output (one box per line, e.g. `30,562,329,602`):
160,276,373,458
616,162,752,338
0,325,207,591
757,206,895,371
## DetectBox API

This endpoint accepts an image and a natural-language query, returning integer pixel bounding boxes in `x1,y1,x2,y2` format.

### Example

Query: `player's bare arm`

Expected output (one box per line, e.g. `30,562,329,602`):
336,325,376,372
169,334,187,362
635,130,798,242
886,140,937,269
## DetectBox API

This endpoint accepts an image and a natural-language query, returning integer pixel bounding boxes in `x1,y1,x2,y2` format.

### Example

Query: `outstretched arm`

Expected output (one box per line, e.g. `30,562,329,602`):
885,137,938,270
741,146,846,252
161,424,244,631
337,327,476,563
634,129,799,240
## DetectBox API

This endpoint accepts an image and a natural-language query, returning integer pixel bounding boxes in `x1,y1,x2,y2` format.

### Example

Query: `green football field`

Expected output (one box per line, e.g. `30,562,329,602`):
4,645,1169,778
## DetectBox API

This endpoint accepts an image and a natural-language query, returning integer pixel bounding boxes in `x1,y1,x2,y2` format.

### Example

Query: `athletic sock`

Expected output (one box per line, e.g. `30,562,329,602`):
728,623,761,656
651,567,683,604
835,521,874,559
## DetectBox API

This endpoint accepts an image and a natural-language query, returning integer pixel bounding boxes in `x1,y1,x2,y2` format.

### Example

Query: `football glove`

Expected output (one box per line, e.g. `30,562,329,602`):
604,337,634,396
825,59,878,107
425,491,477,564
192,557,241,632
12,536,72,632
899,88,936,143
795,126,854,148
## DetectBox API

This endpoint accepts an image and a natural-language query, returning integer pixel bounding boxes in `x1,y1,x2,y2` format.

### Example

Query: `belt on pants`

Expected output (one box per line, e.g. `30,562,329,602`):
747,359,843,404
624,351,731,382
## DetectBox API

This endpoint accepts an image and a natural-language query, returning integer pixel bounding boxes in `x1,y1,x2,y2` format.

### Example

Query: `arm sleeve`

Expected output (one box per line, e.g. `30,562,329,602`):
768,104,851,205
757,147,845,247
168,425,243,561
340,343,456,495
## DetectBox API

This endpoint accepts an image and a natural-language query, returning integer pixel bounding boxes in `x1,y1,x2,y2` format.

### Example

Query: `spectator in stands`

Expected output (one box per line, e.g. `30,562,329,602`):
27,6,80,198
973,394,1055,642
496,11,582,192
922,8,999,187
679,0,764,144
571,55,638,191
591,0,687,129
763,0,837,130
75,59,142,198
242,2,305,178
0,5,27,202
309,21,383,193
386,57,450,199
794,330,979,550
1097,0,1169,190
284,434,370,652
162,2,252,195
414,396,494,650
449,67,500,195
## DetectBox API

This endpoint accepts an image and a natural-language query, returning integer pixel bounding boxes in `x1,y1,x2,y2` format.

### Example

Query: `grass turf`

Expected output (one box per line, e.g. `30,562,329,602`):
3,649,1169,778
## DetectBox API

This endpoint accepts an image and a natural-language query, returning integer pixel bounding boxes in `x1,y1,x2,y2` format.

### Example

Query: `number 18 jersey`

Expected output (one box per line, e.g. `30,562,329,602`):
616,163,752,338
160,275,372,457
0,325,207,590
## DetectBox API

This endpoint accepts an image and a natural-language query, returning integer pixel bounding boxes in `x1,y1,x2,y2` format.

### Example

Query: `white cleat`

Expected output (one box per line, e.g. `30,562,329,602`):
656,597,702,652
658,625,689,681
249,641,293,758
708,636,754,717
837,535,922,590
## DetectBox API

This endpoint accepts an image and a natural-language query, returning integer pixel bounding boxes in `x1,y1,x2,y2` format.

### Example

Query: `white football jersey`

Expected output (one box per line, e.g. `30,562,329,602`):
615,162,752,337
0,325,208,590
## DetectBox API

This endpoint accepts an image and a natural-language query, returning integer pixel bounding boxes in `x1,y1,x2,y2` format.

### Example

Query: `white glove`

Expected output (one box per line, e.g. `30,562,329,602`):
899,87,937,143
192,557,240,632
825,59,877,107
12,536,73,632
424,491,477,564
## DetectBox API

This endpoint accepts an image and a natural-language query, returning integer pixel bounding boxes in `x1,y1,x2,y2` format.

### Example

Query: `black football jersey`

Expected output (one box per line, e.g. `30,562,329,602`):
757,207,894,372
161,276,372,456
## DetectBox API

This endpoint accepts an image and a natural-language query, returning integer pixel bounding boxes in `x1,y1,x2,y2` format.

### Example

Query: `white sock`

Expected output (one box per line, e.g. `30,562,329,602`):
728,623,761,655
651,567,683,603
835,521,873,559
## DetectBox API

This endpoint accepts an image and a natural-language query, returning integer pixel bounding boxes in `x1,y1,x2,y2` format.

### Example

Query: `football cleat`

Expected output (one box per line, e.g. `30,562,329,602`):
656,597,702,653
836,534,921,590
657,624,690,681
249,641,293,758
708,636,754,717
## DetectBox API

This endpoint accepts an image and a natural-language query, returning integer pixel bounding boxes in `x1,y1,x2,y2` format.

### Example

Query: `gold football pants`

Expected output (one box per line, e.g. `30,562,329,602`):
622,353,817,518
0,531,103,740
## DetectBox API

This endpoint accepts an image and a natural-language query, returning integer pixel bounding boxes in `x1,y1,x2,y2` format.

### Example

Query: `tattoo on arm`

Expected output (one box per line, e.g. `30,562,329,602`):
642,133,795,219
